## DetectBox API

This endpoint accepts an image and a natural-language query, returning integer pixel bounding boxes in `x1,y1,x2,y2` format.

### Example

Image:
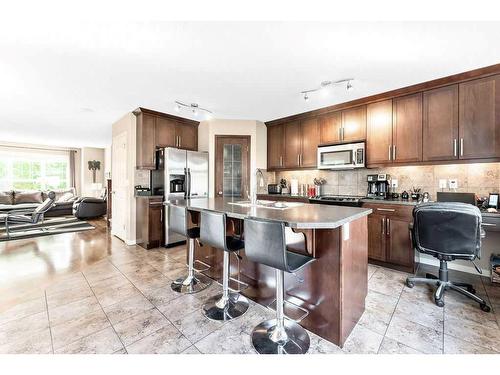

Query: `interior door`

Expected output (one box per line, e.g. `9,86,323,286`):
111,132,128,241
215,136,250,198
392,93,423,163
366,100,393,166
423,85,459,161
300,117,320,167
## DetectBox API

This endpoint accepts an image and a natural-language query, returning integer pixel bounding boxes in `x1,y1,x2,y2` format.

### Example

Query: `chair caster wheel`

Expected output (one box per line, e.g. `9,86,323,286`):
406,279,414,288
435,299,445,307
480,303,491,313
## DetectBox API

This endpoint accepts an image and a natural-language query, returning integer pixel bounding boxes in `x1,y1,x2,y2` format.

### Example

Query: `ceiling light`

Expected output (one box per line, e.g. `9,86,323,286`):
303,92,309,101
300,78,354,101
175,100,212,118
346,81,353,91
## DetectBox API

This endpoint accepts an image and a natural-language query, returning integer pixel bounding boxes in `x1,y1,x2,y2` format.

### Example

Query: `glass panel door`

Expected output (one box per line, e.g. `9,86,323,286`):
215,136,250,199
223,144,243,197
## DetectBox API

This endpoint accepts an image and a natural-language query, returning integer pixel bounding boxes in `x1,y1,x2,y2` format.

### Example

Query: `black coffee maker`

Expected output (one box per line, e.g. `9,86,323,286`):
367,174,391,199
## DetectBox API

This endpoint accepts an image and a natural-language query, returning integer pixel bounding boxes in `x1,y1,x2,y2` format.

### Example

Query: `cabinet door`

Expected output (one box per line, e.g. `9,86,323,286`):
459,75,500,159
386,217,413,268
156,117,177,148
300,117,320,167
366,100,393,166
267,124,284,169
177,123,198,151
367,213,386,262
342,106,366,142
148,204,163,244
136,113,156,169
392,93,423,163
283,121,302,168
423,85,459,161
319,111,342,144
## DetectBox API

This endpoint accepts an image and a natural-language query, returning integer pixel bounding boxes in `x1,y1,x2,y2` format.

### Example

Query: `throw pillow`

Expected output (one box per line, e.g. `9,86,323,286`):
14,191,43,204
0,191,14,205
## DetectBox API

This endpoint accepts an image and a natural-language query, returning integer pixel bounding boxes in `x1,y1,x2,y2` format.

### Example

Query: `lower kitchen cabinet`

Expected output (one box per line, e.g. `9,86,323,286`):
136,197,164,249
363,203,415,272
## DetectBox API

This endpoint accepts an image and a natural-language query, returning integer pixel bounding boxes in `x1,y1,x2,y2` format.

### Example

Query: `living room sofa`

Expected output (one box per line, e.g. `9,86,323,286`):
0,188,78,217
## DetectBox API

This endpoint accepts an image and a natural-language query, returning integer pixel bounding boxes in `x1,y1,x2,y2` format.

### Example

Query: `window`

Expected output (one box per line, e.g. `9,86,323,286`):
0,148,70,191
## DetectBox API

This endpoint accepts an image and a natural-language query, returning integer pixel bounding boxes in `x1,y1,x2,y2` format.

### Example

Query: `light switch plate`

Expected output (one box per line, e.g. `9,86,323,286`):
439,179,447,189
449,179,458,189
391,179,398,188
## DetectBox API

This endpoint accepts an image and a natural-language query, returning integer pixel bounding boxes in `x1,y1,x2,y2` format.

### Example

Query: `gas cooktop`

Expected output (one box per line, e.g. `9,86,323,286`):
309,195,365,207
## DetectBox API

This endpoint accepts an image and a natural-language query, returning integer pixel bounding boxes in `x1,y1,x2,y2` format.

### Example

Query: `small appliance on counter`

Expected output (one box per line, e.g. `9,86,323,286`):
290,179,299,195
367,174,391,199
280,179,288,194
401,191,409,200
135,185,151,196
267,184,282,195
411,187,422,201
313,177,327,197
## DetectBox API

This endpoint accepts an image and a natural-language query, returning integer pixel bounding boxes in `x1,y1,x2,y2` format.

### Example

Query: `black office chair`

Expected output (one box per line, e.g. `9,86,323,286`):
244,217,315,354
405,202,491,312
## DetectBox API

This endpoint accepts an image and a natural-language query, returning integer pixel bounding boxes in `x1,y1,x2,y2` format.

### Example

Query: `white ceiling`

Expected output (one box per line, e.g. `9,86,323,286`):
1,21,499,148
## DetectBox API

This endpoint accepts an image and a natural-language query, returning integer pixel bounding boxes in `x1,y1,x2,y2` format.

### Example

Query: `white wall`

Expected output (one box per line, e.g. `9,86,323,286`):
80,147,105,197
198,119,267,198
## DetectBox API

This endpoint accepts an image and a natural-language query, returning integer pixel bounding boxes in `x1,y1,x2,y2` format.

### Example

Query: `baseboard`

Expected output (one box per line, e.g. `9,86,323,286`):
125,239,136,246
418,257,490,277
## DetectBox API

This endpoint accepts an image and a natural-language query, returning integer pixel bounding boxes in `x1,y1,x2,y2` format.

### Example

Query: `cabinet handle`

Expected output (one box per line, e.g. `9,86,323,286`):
341,127,344,141
338,127,342,140
460,138,464,157
297,154,300,166
388,145,392,161
453,139,457,157
280,156,283,167
393,145,396,160
381,218,385,235
386,218,390,235
178,136,181,148
377,208,395,212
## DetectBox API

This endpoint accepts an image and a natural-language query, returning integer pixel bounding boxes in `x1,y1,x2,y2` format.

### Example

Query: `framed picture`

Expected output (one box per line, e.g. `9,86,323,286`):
489,193,499,208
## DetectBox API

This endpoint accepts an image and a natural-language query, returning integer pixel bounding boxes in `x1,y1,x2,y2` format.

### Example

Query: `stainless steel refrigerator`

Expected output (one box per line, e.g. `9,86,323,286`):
163,147,209,246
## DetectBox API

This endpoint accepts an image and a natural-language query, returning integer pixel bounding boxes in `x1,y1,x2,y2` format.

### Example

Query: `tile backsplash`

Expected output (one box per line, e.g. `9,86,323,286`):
269,162,500,200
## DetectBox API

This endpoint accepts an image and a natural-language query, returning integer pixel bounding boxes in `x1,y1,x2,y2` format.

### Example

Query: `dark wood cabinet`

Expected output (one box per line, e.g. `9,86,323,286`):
392,93,423,163
300,117,320,167
367,213,386,262
136,197,163,249
341,105,366,142
136,113,157,169
319,111,342,144
156,117,177,148
423,85,459,161
283,121,302,168
267,124,284,169
366,100,393,166
363,203,414,273
135,108,199,169
459,74,500,159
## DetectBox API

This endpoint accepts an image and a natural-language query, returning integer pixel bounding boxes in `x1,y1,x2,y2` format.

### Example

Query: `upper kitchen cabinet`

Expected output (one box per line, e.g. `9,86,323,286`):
156,117,177,148
136,113,157,169
341,105,367,142
267,124,284,169
300,117,321,167
459,74,500,159
366,100,393,166
319,111,342,144
283,121,302,168
135,108,199,169
423,85,459,161
392,93,423,164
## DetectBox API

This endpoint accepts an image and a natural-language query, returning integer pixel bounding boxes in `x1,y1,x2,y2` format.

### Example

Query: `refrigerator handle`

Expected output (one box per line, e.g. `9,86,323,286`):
184,168,188,199
187,168,192,197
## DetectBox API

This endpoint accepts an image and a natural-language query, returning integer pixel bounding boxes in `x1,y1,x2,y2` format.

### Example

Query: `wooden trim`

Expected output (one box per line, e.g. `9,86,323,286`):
133,107,200,126
265,63,500,127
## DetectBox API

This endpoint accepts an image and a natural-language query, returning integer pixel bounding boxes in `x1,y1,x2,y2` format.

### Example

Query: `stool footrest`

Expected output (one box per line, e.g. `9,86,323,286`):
192,259,211,273
266,298,309,323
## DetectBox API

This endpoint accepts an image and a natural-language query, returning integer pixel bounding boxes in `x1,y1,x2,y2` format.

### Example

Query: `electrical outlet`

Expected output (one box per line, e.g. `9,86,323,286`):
439,179,447,189
391,179,398,188
449,179,458,189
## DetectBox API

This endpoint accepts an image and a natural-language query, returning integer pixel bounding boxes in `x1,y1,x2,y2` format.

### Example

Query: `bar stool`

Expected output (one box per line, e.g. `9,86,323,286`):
168,204,212,294
244,217,315,354
200,210,249,321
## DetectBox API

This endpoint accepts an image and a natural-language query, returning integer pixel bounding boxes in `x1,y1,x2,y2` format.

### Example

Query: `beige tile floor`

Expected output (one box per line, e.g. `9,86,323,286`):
1,237,499,354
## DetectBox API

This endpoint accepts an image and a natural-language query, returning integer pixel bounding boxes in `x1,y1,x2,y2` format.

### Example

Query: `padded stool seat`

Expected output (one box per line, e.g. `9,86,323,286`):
186,227,200,239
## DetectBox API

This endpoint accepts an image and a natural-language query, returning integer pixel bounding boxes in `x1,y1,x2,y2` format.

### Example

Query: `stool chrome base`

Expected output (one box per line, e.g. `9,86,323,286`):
251,319,310,354
171,273,212,294
202,292,249,321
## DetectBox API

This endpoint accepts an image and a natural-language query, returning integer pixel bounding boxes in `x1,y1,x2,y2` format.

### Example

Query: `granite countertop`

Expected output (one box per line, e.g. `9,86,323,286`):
166,198,372,229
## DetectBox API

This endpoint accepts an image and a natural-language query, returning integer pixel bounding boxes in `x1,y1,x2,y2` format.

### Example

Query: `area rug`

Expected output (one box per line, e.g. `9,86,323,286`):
0,216,95,241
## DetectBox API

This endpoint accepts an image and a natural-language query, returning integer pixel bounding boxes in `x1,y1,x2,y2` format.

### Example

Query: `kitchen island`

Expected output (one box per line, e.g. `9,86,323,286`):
167,198,372,347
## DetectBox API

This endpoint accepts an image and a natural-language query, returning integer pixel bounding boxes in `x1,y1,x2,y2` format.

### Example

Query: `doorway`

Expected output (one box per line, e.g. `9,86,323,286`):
111,131,128,241
214,135,251,199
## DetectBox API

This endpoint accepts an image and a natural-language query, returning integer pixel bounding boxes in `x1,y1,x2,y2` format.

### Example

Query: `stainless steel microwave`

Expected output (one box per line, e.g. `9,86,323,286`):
317,142,365,170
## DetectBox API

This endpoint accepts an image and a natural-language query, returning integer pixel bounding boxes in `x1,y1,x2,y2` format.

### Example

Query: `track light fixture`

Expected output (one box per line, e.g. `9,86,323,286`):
174,101,213,118
300,78,354,101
